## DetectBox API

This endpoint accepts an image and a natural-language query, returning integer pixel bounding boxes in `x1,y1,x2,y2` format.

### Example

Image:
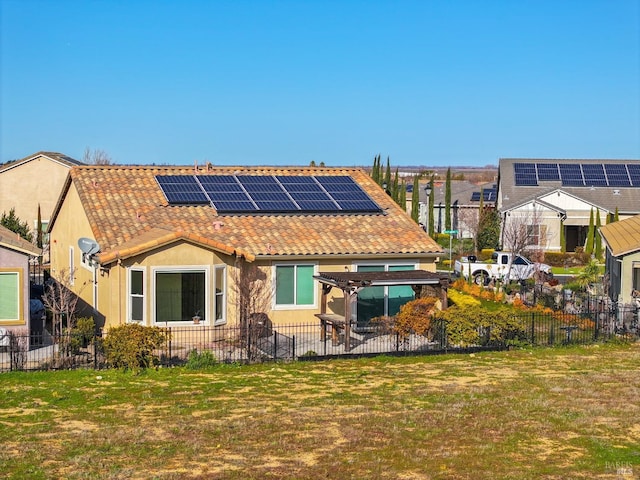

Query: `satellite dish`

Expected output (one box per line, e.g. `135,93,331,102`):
78,237,100,255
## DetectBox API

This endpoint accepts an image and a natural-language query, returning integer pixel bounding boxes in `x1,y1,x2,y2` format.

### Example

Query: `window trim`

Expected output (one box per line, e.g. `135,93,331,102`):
127,267,146,324
151,265,210,325
272,262,318,310
214,265,226,326
0,269,23,324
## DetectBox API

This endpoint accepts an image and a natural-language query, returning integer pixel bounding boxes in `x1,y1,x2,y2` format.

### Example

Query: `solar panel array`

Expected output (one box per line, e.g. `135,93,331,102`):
155,175,383,213
470,185,497,202
514,162,640,187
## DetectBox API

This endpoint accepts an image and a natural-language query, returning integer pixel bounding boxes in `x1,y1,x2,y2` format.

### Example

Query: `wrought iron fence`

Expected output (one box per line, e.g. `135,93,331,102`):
1,310,638,372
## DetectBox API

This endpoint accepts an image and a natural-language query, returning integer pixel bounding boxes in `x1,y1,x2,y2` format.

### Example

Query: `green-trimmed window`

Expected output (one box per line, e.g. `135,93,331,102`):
275,264,315,307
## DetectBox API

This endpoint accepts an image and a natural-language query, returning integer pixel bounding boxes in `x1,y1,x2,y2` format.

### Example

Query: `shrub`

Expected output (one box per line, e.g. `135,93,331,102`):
185,349,219,369
393,297,439,339
447,289,481,308
102,324,169,372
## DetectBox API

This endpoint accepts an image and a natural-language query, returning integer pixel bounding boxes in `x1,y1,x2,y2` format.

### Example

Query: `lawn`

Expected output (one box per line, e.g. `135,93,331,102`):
1,344,639,479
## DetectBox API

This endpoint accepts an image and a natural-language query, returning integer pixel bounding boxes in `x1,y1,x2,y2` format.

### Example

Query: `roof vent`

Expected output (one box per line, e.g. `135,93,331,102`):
613,189,621,195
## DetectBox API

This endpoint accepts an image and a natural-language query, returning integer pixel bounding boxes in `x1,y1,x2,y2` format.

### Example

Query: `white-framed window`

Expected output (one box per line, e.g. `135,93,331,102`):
214,265,226,325
0,270,22,323
33,219,50,245
69,247,75,286
273,263,317,309
127,267,145,323
152,266,209,324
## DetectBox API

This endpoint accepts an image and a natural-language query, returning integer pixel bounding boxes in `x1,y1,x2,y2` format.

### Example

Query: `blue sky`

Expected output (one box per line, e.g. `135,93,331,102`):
1,1,639,167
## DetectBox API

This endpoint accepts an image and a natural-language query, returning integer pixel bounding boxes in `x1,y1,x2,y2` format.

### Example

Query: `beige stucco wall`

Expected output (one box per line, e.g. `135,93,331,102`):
0,156,71,231
620,251,640,304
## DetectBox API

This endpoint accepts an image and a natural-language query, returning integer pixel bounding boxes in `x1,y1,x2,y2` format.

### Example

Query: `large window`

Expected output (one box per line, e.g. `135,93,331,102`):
0,270,21,322
274,264,315,308
355,263,416,327
128,268,145,323
214,265,226,325
154,268,207,323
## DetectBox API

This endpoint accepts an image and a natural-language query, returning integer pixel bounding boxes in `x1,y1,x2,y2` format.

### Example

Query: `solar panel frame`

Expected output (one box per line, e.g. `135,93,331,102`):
156,175,211,204
559,163,584,186
581,164,608,186
628,164,640,186
536,163,560,181
604,164,631,187
513,163,538,186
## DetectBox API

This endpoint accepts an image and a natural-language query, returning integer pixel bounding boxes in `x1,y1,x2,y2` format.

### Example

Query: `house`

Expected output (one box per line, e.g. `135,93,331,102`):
48,164,443,330
599,214,640,305
0,151,84,249
416,179,496,237
0,225,41,334
497,158,640,252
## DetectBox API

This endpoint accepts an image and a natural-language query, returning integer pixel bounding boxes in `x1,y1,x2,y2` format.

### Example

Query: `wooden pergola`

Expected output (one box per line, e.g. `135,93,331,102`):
313,270,449,351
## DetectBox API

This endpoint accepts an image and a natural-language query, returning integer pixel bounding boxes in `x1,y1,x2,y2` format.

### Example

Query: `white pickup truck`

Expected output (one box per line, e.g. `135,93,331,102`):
454,251,553,285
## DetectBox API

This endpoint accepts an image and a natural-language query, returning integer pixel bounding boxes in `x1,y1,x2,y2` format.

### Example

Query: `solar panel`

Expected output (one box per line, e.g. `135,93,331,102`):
536,163,560,181
470,192,480,201
156,174,382,213
156,176,210,204
513,163,537,186
581,164,608,186
628,164,640,186
604,164,631,187
559,164,584,186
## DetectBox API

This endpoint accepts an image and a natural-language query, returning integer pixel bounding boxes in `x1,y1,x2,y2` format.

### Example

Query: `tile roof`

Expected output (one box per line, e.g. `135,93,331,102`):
0,224,41,256
499,158,640,214
61,165,443,264
599,214,640,257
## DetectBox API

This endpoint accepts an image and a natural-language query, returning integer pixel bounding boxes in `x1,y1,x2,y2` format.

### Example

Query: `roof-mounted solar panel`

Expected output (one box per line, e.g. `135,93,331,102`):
536,163,560,181
604,164,631,187
581,164,608,186
513,163,538,186
559,163,584,186
156,175,210,204
627,164,640,186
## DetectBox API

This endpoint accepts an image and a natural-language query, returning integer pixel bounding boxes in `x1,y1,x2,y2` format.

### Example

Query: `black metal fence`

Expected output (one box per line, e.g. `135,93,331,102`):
2,306,639,372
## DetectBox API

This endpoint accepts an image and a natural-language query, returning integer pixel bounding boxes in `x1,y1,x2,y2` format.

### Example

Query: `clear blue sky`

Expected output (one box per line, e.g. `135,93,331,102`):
1,0,639,167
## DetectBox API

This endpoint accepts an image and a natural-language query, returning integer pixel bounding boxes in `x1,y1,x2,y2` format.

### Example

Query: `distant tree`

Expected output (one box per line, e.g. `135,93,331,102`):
399,180,407,211
477,207,500,251
560,219,566,253
36,204,43,248
371,154,381,184
319,161,325,167
391,168,399,202
309,160,316,167
1,208,33,242
428,175,435,236
501,206,544,281
83,147,113,165
585,208,594,255
614,207,619,222
595,208,603,260
444,168,452,231
384,157,391,191
411,176,420,223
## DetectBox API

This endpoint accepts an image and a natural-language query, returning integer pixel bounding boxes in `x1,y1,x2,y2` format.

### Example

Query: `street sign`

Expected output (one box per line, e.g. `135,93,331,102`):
444,230,458,235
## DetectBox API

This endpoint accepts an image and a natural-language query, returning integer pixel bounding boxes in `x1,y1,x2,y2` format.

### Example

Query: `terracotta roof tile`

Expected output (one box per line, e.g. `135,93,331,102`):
70,165,443,264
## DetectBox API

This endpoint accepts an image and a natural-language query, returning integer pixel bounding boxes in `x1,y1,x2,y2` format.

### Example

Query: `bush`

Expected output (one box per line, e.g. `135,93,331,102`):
185,349,219,369
102,324,169,372
437,305,528,347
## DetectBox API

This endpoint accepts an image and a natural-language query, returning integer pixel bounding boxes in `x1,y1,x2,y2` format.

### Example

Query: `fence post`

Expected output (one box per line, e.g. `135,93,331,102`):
292,335,296,360
273,331,278,359
530,313,535,345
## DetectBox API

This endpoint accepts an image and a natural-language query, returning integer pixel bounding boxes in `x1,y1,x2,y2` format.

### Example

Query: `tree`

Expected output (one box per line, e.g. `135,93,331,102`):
585,208,594,255
41,268,87,336
230,256,272,361
371,154,381,185
391,168,399,202
444,168,452,231
560,219,566,253
399,180,407,211
501,206,544,281
428,175,435,236
595,208,603,260
1,208,33,242
614,207,619,222
36,204,43,248
411,176,420,223
83,147,113,165
384,157,391,191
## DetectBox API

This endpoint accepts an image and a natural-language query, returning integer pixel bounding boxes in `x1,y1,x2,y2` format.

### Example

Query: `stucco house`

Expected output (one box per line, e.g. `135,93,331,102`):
0,225,41,334
0,151,84,248
599,214,640,305
48,164,443,330
497,158,640,252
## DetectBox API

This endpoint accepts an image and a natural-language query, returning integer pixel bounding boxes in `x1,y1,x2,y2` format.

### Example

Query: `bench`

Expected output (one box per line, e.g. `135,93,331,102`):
315,314,347,346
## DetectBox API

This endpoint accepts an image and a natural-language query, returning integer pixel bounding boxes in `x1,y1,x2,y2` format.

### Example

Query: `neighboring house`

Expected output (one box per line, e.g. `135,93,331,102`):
416,180,496,237
0,151,84,250
48,164,443,330
0,225,41,334
497,158,640,252
599,214,640,305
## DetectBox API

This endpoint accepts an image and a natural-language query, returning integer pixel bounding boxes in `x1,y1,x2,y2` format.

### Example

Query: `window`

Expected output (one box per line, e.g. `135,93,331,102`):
214,265,226,324
153,268,208,323
0,270,21,323
274,264,315,308
128,268,145,323
526,224,547,246
69,247,75,286
355,263,416,327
